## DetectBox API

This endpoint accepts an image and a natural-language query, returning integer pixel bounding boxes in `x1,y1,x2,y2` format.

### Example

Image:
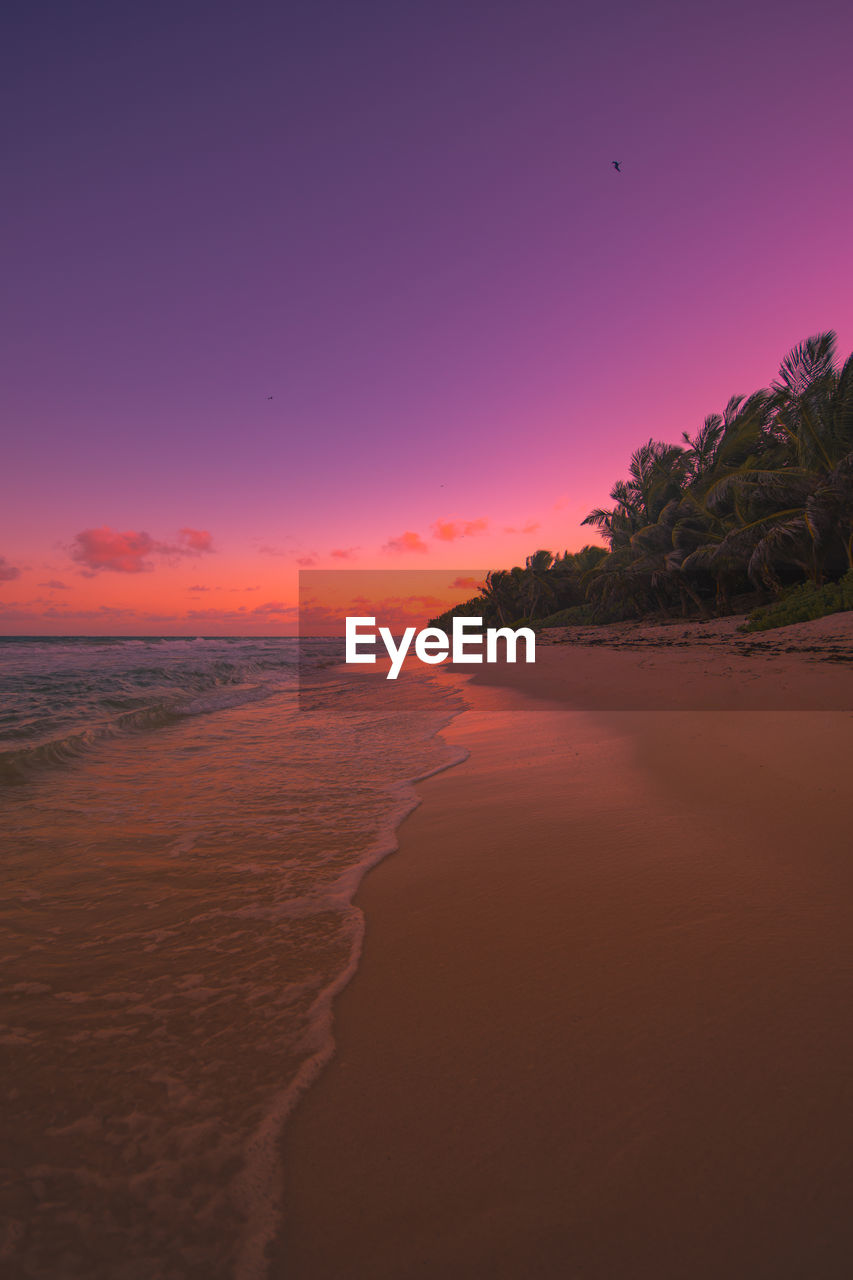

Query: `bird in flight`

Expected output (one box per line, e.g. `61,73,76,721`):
612,160,621,172
266,395,274,400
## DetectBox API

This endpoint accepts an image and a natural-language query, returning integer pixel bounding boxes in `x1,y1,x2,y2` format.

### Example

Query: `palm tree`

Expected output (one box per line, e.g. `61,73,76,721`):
478,332,852,627
697,333,853,588
478,569,524,625
582,440,688,548
768,331,853,574
519,550,556,619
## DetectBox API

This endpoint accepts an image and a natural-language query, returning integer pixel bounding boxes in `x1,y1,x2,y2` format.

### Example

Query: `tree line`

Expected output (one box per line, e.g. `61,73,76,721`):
434,332,853,629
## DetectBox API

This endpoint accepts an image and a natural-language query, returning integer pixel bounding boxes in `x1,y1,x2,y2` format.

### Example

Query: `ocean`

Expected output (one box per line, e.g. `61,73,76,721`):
0,637,467,1279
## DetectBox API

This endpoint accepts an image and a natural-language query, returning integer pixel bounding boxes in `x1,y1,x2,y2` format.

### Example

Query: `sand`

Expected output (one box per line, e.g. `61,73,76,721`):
274,616,853,1279
470,610,853,711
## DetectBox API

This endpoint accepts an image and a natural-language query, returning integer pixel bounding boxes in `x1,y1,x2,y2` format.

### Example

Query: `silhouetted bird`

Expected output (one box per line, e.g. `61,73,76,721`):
612,161,621,172
267,395,274,400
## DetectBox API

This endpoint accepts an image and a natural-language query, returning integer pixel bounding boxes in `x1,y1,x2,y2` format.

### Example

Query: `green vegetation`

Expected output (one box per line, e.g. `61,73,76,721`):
429,596,486,632
431,332,853,632
528,604,596,631
743,570,853,632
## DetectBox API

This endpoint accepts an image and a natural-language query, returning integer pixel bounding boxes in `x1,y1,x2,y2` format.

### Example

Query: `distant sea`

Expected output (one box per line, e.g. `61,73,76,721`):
0,637,467,1279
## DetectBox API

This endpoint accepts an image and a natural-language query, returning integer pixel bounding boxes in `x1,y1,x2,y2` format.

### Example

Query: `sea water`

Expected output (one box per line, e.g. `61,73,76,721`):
0,637,467,1278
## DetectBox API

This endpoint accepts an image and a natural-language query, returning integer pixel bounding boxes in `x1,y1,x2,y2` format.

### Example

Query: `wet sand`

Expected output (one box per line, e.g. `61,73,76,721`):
274,617,853,1278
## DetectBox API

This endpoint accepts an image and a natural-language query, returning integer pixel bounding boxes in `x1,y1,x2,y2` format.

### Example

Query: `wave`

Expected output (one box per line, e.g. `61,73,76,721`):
1,649,469,1277
0,637,345,783
0,688,271,783
232,744,470,1280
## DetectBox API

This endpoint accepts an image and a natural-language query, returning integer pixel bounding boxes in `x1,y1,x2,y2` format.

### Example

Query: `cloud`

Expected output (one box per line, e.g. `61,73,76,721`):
450,576,483,591
177,527,214,554
431,518,488,542
92,605,136,618
188,584,210,593
71,526,216,573
330,547,359,561
252,600,298,616
300,593,450,636
72,528,157,573
503,520,540,535
0,602,62,620
38,579,68,590
297,556,317,567
0,557,22,582
258,544,288,557
187,607,249,620
0,596,294,635
184,603,296,629
184,601,298,621
383,530,429,554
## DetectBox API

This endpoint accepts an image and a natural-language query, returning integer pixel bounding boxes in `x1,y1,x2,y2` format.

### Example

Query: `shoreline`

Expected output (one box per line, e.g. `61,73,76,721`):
273,621,853,1278
467,610,853,711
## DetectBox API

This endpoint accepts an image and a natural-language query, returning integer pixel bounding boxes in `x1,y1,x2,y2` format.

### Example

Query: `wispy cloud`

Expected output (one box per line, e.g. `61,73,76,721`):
38,579,68,590
449,576,484,591
431,518,488,542
300,593,449,635
0,596,296,635
0,601,157,622
330,547,359,561
503,520,540,535
384,531,429,554
177,527,214,554
252,600,298,616
186,602,298,621
0,557,22,582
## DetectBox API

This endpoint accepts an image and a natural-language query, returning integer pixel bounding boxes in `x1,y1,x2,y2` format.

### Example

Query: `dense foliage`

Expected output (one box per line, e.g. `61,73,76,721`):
742,571,853,632
432,332,853,632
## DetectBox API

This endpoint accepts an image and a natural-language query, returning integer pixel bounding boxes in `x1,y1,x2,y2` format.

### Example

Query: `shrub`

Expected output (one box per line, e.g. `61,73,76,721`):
530,604,596,630
429,597,485,631
742,570,853,632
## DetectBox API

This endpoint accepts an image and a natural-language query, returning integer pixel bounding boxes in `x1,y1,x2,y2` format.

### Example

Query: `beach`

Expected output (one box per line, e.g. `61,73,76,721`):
7,4,853,1276
276,616,853,1278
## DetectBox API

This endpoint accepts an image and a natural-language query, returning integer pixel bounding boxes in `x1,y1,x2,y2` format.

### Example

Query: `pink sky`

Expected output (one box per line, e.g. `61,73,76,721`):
2,1,852,633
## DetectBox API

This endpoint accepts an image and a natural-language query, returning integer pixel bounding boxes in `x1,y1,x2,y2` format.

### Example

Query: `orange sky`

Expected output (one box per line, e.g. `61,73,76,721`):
2,3,852,634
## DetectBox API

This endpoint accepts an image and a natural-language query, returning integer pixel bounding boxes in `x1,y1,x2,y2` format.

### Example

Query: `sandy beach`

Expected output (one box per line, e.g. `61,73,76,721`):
275,615,853,1278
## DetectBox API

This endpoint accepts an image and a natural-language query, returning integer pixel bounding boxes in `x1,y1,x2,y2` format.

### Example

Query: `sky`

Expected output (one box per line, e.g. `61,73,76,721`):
2,0,852,634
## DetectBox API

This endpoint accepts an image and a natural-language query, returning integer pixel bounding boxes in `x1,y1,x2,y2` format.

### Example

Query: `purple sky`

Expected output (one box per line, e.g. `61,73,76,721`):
2,0,852,632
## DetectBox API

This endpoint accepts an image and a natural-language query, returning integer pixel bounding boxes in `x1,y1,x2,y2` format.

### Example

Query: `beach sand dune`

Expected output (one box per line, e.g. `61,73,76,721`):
276,620,853,1279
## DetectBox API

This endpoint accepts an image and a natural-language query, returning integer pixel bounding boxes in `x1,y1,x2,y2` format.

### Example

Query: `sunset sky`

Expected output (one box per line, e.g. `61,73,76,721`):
2,0,852,634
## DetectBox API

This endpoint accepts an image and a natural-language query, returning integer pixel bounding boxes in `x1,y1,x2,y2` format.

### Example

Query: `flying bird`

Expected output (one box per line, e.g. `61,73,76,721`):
612,160,621,172
266,395,274,400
